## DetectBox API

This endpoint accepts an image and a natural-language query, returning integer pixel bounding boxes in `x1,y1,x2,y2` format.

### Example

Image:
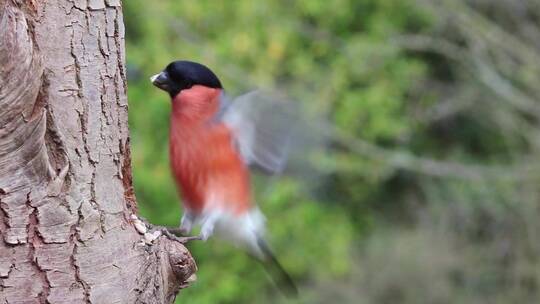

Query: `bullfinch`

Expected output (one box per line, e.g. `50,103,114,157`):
150,60,298,296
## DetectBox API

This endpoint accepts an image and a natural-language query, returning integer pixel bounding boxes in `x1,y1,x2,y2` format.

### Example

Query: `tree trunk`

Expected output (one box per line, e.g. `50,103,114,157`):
0,1,196,303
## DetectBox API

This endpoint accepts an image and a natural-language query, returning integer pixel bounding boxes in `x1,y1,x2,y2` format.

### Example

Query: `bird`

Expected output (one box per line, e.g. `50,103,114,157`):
150,60,298,296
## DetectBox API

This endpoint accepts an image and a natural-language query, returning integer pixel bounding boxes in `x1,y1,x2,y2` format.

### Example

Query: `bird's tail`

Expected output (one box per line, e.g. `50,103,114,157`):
256,237,299,298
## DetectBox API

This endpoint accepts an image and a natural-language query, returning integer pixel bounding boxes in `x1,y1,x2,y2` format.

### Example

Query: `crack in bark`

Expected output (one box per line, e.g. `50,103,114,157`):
26,193,51,304
121,140,136,213
112,8,126,91
69,196,92,304
97,27,108,59
89,169,106,235
70,229,91,303
0,201,10,240
69,28,83,99
98,75,108,147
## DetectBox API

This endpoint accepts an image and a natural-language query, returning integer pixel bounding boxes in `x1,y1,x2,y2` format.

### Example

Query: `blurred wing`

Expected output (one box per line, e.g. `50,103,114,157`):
221,90,297,174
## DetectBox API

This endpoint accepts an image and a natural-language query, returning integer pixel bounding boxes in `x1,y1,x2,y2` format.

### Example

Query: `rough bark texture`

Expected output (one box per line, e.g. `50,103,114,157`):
0,0,196,303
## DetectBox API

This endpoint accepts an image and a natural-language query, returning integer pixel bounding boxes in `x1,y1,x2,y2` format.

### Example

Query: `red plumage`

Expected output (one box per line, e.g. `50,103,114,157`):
169,85,252,215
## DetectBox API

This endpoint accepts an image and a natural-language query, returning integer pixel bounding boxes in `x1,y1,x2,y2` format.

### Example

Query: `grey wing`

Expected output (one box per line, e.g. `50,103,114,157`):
221,90,298,174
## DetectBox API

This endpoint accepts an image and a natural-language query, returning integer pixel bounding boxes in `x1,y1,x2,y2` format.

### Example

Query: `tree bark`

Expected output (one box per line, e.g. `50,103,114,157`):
0,1,196,303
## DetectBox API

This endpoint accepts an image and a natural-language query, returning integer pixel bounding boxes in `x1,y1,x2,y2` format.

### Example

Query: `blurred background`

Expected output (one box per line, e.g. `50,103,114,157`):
124,1,540,303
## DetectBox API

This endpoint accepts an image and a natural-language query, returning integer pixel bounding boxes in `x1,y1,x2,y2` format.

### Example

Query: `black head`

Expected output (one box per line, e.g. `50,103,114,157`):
151,60,223,97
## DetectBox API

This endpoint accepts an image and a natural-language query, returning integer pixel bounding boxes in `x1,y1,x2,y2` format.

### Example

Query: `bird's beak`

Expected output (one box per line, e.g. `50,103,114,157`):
150,71,170,91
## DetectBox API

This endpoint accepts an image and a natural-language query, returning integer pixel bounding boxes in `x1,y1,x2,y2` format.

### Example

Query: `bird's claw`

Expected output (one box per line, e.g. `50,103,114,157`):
160,228,201,243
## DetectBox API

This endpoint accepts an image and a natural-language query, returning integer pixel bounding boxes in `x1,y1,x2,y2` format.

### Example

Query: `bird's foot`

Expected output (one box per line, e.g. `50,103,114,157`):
160,227,202,243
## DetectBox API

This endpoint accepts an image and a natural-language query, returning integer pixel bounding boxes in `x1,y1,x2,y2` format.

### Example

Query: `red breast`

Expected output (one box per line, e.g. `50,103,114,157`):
169,85,252,215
